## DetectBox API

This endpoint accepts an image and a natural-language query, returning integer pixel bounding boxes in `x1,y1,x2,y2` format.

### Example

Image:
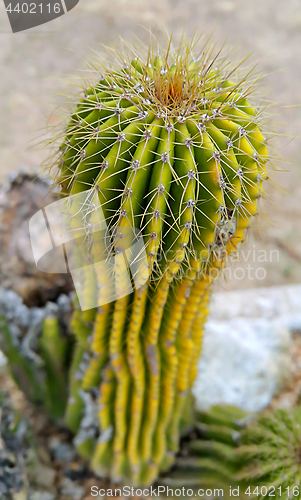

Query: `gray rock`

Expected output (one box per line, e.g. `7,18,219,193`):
60,477,84,500
57,294,71,313
26,456,56,490
193,318,290,412
0,349,7,368
192,284,301,412
29,492,55,500
209,284,301,321
48,437,76,463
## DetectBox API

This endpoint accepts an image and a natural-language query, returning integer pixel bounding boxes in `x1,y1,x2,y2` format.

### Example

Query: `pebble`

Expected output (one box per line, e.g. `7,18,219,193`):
29,492,55,500
60,477,85,500
48,437,76,463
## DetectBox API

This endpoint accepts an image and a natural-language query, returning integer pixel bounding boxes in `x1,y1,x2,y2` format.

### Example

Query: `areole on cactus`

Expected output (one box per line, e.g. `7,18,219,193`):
40,33,269,486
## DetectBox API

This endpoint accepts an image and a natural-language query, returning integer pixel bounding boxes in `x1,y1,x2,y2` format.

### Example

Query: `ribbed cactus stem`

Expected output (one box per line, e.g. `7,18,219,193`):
166,274,212,455
140,278,170,464
162,405,301,499
92,364,116,473
150,278,194,466
40,305,68,418
189,286,212,385
126,285,148,478
110,296,131,479
65,342,85,432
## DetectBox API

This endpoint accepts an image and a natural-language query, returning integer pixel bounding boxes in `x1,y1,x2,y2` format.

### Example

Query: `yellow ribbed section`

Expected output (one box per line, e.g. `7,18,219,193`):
189,287,211,385
126,285,148,481
92,304,112,354
92,364,115,473
110,295,130,479
110,250,132,479
152,278,193,465
176,276,211,392
166,274,212,454
81,305,111,390
140,277,170,463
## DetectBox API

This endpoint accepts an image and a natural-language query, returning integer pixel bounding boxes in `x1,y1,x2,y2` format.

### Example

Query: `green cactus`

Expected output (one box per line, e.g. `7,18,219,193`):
161,405,301,500
0,34,271,488
237,406,301,499
160,405,248,496
39,303,69,419
0,289,73,421
47,35,269,485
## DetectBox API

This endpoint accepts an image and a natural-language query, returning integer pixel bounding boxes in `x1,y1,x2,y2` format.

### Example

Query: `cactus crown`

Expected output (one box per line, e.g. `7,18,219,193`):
51,34,268,283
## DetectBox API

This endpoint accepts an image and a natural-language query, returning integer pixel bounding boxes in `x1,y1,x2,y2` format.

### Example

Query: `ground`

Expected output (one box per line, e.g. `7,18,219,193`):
0,0,300,291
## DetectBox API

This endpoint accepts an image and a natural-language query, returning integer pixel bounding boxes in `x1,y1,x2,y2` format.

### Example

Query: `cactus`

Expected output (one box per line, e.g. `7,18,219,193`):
160,405,247,496
161,405,301,500
0,34,271,487
236,406,301,499
0,287,73,421
46,34,270,485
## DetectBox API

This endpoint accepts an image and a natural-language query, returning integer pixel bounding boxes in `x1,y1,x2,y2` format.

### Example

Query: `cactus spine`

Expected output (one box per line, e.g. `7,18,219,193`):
49,35,269,485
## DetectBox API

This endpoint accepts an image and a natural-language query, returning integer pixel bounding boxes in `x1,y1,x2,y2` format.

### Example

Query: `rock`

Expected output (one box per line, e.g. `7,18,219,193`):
48,437,76,463
60,477,85,499
193,318,290,412
0,172,73,307
192,284,301,412
208,284,301,321
0,392,28,499
0,350,7,371
26,452,56,490
28,492,55,500
12,491,27,500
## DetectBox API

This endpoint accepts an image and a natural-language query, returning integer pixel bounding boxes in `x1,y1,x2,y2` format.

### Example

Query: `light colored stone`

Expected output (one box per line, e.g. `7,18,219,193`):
0,349,7,368
48,437,76,463
26,453,56,491
209,284,301,321
193,284,301,412
29,493,55,500
60,478,84,500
